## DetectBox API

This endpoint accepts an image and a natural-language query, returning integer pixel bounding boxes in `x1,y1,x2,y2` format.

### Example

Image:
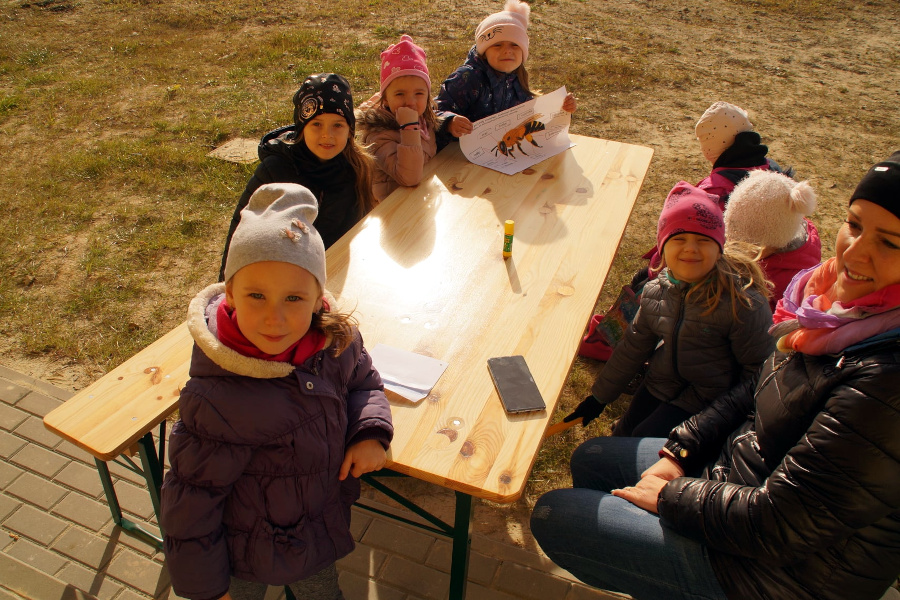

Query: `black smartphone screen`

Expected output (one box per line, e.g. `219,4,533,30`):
487,355,546,414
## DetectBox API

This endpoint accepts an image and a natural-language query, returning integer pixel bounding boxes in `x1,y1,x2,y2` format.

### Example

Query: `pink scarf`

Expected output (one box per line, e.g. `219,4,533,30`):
216,300,325,366
770,257,900,355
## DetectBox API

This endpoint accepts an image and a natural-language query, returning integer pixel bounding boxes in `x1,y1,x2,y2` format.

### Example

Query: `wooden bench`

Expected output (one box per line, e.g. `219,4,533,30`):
43,323,193,547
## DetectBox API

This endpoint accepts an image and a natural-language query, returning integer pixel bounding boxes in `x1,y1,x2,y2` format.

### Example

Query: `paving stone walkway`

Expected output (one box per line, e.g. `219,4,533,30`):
0,364,624,600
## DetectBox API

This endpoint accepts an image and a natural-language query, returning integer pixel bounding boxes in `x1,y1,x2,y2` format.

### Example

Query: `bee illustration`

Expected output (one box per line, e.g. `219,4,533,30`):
493,114,546,158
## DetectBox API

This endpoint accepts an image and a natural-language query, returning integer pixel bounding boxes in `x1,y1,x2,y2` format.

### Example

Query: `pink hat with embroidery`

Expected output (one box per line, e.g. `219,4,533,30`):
657,181,726,252
475,0,531,63
380,35,431,94
695,101,754,164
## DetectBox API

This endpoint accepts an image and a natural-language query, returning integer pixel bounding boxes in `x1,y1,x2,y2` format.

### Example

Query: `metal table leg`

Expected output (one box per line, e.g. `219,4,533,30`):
448,491,473,600
357,471,475,599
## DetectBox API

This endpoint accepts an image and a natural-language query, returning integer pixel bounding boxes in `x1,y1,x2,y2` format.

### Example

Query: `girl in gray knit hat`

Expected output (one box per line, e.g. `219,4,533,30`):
162,183,393,600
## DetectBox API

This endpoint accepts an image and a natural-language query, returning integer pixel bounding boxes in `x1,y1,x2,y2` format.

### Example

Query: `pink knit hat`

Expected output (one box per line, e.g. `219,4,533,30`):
475,0,530,63
380,35,431,94
695,101,754,164
657,181,726,252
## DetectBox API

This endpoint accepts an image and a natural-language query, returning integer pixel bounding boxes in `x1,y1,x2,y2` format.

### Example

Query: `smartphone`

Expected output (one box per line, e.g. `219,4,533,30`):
487,355,546,414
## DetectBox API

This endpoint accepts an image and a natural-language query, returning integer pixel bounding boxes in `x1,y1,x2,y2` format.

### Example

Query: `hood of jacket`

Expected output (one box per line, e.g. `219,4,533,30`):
187,282,296,380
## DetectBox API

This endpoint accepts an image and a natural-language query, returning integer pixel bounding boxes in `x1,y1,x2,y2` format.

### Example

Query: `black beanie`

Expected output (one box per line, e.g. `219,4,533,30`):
850,151,900,219
292,73,355,133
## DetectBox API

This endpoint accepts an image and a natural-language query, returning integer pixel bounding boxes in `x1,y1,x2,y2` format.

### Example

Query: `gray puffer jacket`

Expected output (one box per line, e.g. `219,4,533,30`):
659,328,900,600
591,270,774,414
160,284,393,600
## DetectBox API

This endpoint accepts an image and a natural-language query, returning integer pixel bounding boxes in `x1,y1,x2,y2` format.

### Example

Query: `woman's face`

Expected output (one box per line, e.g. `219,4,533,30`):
302,113,350,162
833,199,900,303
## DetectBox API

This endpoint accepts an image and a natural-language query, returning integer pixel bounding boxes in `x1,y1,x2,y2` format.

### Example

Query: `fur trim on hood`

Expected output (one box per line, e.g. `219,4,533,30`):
187,283,295,379
356,104,401,132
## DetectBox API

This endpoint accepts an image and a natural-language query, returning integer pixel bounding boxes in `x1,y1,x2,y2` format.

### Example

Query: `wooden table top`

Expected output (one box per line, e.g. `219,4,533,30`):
44,134,652,501
327,135,652,501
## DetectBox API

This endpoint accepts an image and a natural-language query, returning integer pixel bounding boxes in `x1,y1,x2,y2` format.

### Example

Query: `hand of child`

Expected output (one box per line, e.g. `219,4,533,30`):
396,106,419,130
448,115,474,138
563,92,577,114
611,474,667,514
562,395,608,427
339,439,387,480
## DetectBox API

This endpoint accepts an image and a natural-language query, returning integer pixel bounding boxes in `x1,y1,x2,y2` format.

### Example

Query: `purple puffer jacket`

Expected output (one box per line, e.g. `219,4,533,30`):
160,284,393,600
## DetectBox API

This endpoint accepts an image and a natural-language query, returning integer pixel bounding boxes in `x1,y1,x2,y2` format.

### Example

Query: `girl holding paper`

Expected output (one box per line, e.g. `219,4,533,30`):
435,0,576,149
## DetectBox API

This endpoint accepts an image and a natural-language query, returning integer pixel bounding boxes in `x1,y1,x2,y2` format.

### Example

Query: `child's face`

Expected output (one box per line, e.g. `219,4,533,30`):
383,76,430,118
484,41,524,74
225,261,323,355
663,233,721,283
302,113,350,162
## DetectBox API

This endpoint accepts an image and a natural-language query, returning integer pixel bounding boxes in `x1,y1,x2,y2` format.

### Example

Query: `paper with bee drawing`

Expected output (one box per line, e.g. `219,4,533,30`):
459,86,574,175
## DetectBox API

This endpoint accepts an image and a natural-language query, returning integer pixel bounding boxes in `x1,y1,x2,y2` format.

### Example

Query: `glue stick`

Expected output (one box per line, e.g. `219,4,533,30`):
503,220,515,259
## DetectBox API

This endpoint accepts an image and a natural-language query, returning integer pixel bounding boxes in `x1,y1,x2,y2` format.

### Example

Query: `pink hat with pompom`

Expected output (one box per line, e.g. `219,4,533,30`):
475,0,531,63
725,170,817,250
380,35,431,94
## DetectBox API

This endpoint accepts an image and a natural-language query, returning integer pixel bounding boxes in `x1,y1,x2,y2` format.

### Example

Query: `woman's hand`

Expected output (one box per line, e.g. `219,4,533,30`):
612,474,668,514
563,92,577,113
448,115,474,138
641,455,685,481
339,439,387,480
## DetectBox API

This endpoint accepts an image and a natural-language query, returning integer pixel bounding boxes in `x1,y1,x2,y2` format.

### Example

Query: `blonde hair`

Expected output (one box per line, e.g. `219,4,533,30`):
312,305,358,357
660,240,772,319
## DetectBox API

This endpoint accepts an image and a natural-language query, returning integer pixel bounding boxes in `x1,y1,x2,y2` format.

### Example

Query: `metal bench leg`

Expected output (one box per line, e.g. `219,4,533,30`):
136,430,165,538
94,431,164,549
448,491,473,600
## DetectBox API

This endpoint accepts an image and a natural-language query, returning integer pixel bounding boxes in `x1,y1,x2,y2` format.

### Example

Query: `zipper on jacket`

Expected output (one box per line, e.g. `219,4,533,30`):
671,286,688,379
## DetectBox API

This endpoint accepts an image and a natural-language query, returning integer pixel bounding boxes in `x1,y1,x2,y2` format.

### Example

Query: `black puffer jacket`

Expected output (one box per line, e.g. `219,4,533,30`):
658,329,900,600
218,125,362,280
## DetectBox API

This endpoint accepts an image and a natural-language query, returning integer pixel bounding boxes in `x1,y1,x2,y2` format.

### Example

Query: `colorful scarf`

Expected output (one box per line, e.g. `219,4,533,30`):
215,299,326,366
770,257,900,355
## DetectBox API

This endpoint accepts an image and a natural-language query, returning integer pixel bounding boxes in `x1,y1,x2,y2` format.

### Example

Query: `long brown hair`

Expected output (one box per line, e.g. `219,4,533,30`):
341,136,379,215
661,240,772,319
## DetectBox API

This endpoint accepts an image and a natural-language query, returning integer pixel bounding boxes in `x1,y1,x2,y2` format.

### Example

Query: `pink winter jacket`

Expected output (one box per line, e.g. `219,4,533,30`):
358,106,437,201
759,219,822,312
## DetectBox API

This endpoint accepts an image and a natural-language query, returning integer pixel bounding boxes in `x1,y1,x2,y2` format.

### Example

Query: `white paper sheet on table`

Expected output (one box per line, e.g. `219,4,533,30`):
369,344,449,403
460,86,575,175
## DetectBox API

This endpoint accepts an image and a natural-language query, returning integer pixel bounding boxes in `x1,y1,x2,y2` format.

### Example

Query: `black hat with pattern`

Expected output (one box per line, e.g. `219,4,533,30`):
292,73,355,132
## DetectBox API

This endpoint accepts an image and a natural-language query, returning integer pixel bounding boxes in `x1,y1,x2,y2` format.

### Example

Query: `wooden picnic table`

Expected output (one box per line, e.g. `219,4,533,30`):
44,133,653,598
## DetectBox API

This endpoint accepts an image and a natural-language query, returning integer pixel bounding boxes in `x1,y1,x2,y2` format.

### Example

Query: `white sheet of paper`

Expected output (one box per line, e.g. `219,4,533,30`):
369,344,449,403
460,86,575,175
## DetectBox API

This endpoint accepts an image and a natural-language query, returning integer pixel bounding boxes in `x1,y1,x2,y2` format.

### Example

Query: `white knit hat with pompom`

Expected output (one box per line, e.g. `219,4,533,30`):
724,170,817,250
475,0,531,62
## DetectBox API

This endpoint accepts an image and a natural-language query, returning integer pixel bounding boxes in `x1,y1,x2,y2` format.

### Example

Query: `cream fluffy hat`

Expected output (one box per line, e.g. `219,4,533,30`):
475,0,531,62
724,170,817,250
696,101,754,164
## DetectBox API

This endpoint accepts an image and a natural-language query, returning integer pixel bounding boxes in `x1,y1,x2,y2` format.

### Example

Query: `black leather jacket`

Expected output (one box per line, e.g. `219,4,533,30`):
659,329,900,600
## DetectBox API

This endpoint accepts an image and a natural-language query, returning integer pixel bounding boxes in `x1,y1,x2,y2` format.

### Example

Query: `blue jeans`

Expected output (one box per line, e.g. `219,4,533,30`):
530,437,728,600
